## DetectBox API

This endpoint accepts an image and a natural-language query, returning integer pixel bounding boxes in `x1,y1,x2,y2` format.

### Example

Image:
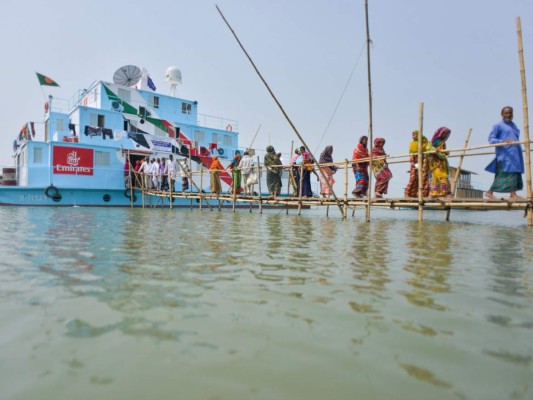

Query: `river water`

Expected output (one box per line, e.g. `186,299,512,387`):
0,206,531,400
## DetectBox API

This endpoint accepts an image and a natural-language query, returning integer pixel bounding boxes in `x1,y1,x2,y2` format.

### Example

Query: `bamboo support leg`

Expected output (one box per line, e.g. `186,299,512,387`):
417,102,424,222
517,17,533,227
257,156,263,214
446,128,472,221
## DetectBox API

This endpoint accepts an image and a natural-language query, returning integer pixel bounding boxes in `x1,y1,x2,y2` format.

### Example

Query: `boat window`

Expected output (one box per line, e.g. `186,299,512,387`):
56,118,65,132
194,130,205,143
223,135,233,146
34,147,43,163
151,96,159,109
97,115,105,128
181,103,191,115
212,133,222,145
95,151,110,167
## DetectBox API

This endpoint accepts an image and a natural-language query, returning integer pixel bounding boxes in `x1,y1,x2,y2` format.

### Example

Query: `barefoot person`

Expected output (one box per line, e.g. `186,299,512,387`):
484,106,525,200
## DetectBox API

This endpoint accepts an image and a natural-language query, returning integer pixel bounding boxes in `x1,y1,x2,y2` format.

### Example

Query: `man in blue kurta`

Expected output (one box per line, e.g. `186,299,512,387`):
485,106,525,200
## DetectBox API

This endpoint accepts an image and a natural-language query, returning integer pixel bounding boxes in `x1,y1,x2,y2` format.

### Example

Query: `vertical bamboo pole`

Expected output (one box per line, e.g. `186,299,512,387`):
169,165,173,209
189,152,193,209
446,128,472,221
365,0,373,223
128,153,134,208
286,141,294,215
169,168,172,210
141,170,145,209
199,164,203,211
516,17,532,227
298,164,304,215
343,159,349,219
417,102,424,222
256,156,263,214
232,167,237,212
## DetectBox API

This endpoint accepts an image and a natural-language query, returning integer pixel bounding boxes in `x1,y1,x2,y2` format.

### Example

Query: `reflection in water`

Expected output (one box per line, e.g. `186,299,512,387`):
349,221,391,296
489,227,528,298
401,221,452,311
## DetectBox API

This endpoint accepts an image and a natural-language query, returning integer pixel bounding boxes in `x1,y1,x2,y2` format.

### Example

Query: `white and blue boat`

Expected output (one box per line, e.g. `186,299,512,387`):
0,65,248,207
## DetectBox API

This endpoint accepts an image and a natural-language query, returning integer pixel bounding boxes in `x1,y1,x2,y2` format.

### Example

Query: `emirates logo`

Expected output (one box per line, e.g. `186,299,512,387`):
67,151,81,166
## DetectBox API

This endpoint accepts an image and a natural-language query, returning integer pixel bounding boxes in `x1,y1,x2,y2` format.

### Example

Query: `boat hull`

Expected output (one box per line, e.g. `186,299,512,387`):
0,187,300,209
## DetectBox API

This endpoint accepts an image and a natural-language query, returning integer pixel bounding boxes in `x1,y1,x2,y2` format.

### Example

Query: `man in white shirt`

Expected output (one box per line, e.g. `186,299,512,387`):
177,158,190,192
165,154,176,191
138,157,151,189
239,151,255,195
151,158,160,190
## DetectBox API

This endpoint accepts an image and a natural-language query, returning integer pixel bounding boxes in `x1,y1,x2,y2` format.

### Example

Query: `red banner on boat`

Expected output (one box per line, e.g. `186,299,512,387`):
53,146,94,175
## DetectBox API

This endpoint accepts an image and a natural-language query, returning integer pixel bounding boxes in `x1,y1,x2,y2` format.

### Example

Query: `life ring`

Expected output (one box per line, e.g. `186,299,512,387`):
225,124,233,132
44,185,59,198
217,148,225,156
44,102,49,113
124,189,137,202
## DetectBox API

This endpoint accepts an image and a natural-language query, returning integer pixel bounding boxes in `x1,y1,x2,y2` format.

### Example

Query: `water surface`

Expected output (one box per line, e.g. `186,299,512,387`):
0,207,532,400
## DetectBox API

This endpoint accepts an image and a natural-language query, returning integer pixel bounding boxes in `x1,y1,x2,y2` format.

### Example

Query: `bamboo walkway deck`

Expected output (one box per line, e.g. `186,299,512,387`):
140,189,531,212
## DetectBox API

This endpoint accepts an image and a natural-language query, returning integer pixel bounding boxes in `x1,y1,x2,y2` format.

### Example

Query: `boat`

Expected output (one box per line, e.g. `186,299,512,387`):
0,65,272,207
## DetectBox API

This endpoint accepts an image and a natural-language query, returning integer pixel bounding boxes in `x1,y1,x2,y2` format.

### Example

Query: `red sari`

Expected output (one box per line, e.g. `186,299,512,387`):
372,138,393,196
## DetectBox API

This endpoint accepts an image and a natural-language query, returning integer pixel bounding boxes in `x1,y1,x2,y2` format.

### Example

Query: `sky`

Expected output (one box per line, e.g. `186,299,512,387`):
1,0,532,196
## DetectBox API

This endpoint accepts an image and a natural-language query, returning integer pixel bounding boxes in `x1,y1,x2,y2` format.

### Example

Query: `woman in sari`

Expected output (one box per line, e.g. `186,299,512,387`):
372,137,393,198
428,127,452,198
209,155,224,195
264,145,282,198
404,130,430,198
318,145,337,198
351,136,369,197
228,150,243,194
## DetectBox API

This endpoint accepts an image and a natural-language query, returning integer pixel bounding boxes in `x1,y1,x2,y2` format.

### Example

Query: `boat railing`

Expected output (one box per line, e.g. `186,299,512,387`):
197,113,238,132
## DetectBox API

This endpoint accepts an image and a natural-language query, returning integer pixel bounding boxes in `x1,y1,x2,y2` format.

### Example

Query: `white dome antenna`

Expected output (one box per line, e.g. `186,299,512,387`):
165,66,182,96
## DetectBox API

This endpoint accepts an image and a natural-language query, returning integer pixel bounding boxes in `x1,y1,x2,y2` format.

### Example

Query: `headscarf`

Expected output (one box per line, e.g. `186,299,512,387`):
373,137,386,156
431,127,451,147
319,146,334,164
409,131,429,154
210,155,224,171
264,146,281,169
353,136,369,159
230,151,241,168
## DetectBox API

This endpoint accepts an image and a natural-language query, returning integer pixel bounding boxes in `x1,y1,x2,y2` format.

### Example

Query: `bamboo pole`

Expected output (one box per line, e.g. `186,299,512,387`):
232,166,237,212
516,17,532,227
417,102,424,222
256,156,263,214
298,164,304,215
446,128,472,221
141,171,145,209
128,152,134,208
343,159,349,218
216,5,345,217
188,151,193,209
199,165,203,211
168,158,174,209
365,0,373,222
286,140,294,215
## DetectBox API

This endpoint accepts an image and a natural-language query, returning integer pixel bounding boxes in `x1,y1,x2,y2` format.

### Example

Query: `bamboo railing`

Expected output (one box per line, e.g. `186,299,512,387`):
126,133,532,226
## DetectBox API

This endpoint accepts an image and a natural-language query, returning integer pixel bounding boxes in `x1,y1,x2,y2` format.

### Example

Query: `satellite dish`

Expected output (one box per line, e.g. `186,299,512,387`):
113,65,142,87
165,66,182,96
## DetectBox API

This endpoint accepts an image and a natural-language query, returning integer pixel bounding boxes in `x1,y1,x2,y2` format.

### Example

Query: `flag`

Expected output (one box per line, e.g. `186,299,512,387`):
147,75,156,91
36,72,59,87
